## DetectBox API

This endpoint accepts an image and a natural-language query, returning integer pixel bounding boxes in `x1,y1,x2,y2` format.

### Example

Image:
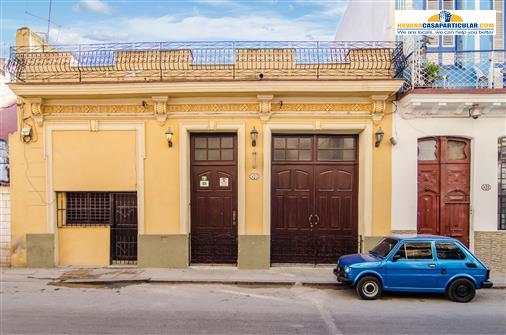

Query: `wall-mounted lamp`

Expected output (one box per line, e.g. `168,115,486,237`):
468,104,481,119
21,126,32,143
165,127,174,147
250,127,259,147
375,127,384,147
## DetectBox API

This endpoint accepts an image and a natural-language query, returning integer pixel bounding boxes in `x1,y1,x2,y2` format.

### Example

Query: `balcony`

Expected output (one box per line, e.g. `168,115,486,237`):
6,41,406,84
403,50,506,91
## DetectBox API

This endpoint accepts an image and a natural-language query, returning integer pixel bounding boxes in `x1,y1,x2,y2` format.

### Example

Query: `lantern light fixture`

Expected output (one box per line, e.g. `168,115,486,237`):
375,127,384,148
165,127,174,147
250,127,259,147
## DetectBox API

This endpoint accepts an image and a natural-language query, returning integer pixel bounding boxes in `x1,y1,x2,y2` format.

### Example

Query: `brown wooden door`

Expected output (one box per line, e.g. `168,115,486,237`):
417,137,470,246
271,135,358,264
190,134,238,264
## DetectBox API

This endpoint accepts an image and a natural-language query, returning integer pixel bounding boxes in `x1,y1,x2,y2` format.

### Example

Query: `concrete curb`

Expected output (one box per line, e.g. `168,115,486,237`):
50,278,505,289
50,278,345,289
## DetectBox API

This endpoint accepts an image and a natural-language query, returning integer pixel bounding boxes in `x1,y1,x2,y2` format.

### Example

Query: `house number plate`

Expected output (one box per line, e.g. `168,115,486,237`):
481,184,491,191
249,173,260,180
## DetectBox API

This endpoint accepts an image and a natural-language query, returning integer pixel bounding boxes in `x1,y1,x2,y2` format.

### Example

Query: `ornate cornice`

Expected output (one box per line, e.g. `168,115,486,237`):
40,102,391,119
167,103,259,113
271,103,372,113
44,105,153,114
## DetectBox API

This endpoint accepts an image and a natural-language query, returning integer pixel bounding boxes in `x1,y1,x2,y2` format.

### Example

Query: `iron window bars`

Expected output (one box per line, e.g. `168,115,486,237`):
56,191,137,228
6,41,406,83
57,192,112,227
499,137,506,230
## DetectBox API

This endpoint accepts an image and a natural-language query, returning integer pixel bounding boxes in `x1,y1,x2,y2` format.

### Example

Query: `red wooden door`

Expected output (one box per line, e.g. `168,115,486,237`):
190,134,238,264
417,137,470,246
271,135,358,263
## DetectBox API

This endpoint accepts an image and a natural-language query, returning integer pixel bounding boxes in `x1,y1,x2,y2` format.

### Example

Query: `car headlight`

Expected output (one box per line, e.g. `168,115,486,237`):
344,266,350,273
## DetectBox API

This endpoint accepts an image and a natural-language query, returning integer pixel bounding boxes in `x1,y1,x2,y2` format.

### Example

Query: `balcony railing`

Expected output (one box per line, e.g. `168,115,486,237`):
6,41,406,83
403,49,506,90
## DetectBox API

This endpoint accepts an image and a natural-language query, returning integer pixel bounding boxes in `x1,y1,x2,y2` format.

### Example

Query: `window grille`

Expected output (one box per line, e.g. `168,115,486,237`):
57,192,112,227
0,139,8,184
499,137,506,230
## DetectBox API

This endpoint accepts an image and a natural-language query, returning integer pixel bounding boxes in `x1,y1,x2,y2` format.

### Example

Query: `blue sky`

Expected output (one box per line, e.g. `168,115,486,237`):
1,0,349,57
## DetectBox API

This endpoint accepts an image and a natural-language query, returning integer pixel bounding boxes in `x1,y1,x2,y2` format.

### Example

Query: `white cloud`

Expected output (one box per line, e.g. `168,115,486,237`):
51,13,337,45
73,0,113,14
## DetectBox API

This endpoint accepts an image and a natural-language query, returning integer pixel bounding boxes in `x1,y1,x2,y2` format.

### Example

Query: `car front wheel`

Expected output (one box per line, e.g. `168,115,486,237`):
356,276,383,300
448,278,476,303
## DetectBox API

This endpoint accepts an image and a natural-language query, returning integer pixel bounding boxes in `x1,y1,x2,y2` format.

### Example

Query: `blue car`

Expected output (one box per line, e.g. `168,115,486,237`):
333,235,493,302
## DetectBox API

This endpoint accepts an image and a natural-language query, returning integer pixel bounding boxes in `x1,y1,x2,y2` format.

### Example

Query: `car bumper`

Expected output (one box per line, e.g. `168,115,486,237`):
481,281,493,289
333,268,352,284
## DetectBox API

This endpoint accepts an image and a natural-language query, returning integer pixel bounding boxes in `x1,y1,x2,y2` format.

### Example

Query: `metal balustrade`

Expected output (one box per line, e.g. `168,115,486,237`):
6,41,406,83
403,49,506,90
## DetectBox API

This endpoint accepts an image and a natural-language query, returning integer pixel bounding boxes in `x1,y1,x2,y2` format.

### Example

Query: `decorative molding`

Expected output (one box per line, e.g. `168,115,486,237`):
168,103,259,113
9,80,405,98
152,96,169,124
370,95,388,122
44,105,153,114
257,95,274,121
271,102,373,113
398,93,506,119
26,97,44,125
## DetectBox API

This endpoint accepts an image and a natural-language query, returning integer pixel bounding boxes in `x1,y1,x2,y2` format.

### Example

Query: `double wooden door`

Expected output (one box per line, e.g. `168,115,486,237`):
271,135,358,264
417,137,470,246
190,134,238,264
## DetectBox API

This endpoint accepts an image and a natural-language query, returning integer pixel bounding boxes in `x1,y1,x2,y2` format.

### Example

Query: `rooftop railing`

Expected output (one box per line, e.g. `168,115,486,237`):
402,49,506,90
6,41,406,83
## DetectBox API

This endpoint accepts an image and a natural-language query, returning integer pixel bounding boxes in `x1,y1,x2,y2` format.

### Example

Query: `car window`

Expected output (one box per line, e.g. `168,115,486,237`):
393,242,433,260
369,238,398,258
436,242,466,260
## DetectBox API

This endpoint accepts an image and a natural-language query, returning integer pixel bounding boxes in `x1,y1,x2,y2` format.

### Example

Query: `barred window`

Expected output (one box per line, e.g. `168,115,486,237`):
57,192,137,228
499,137,506,230
0,139,8,184
57,192,112,227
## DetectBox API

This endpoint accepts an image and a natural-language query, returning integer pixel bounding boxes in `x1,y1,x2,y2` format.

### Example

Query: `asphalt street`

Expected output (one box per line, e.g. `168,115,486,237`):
1,278,505,335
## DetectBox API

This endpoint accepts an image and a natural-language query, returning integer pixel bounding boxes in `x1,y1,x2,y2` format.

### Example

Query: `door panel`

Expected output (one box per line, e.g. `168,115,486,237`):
271,165,314,263
190,134,238,264
110,192,138,264
314,165,358,262
271,135,358,264
417,137,470,246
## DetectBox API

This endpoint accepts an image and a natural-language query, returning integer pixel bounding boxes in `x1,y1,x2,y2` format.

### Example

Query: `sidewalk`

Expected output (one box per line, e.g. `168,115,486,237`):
1,266,505,288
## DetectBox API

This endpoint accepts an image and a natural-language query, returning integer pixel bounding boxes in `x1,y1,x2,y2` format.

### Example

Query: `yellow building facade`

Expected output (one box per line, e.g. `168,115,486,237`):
8,28,404,268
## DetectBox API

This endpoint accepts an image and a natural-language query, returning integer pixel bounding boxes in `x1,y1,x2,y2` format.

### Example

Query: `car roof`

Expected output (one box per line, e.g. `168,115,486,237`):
387,235,459,242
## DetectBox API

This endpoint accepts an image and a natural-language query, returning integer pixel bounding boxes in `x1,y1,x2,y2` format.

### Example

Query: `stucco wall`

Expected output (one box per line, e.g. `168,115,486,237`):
392,110,506,246
9,99,394,267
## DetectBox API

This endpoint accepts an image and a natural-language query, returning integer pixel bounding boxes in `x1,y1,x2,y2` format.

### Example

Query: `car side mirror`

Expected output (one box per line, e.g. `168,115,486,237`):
392,254,401,262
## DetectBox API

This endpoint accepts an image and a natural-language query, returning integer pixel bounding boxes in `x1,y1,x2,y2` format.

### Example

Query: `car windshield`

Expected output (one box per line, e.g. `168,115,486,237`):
369,238,399,258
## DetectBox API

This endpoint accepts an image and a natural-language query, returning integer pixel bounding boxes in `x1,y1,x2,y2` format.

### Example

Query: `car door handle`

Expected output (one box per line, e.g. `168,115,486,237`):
428,264,436,268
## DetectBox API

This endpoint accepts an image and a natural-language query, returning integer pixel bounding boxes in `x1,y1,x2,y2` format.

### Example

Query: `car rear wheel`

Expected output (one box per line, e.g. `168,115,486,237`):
448,278,476,303
356,276,382,300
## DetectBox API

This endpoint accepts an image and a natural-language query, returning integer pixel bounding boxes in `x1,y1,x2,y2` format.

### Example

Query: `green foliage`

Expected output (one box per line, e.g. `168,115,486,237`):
423,62,445,84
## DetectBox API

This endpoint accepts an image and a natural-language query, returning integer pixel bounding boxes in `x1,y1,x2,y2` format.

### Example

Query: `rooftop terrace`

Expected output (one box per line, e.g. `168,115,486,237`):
6,41,406,83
